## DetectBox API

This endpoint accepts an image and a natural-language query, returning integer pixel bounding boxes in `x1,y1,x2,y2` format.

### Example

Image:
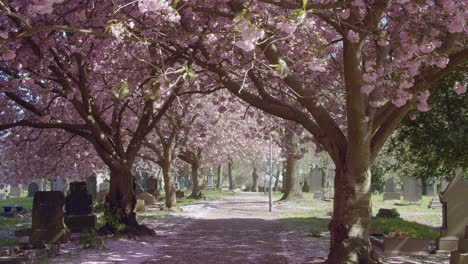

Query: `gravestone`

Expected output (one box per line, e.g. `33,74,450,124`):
403,176,422,202
51,179,68,193
85,175,97,200
309,166,323,193
383,178,401,201
385,178,395,192
98,182,110,192
28,182,39,197
64,182,96,232
425,182,435,197
10,186,22,196
135,199,145,213
439,168,468,253
207,170,214,189
30,191,70,247
137,192,156,205
0,193,6,200
158,178,163,191
178,177,186,190
147,178,158,195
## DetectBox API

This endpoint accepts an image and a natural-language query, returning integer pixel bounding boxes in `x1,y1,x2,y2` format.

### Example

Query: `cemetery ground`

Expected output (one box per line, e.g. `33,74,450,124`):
0,191,449,263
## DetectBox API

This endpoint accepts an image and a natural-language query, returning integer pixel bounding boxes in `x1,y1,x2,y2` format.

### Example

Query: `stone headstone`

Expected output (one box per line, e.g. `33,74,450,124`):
383,192,401,201
85,175,97,200
207,172,214,189
137,192,156,205
28,182,39,197
385,178,395,192
98,182,110,192
176,190,185,198
65,182,92,215
309,167,323,193
403,176,422,202
425,183,435,197
31,191,70,247
0,193,6,200
51,179,68,193
135,199,145,213
64,182,96,232
10,186,22,197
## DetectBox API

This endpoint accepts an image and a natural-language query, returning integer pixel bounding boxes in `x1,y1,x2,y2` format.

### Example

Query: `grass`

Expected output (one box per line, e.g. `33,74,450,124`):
371,218,439,240
174,189,236,207
0,196,33,210
280,210,331,237
371,194,434,213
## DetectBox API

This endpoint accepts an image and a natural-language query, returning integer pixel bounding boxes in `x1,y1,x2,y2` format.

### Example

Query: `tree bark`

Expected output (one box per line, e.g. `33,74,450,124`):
251,160,259,192
189,157,203,198
162,157,176,208
101,164,155,236
216,164,223,190
228,160,234,190
326,164,376,264
273,163,280,192
280,130,302,200
280,153,303,200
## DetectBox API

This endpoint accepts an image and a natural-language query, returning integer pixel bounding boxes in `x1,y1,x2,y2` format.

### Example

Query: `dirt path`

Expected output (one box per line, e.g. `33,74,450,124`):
52,192,328,264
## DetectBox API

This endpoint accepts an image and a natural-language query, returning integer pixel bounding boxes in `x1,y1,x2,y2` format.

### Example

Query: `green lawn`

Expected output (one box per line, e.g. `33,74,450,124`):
371,218,439,240
0,196,33,230
371,194,434,213
0,196,33,211
174,189,236,207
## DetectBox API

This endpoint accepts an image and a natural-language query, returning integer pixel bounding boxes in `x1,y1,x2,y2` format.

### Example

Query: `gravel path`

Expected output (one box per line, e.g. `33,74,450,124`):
52,192,328,264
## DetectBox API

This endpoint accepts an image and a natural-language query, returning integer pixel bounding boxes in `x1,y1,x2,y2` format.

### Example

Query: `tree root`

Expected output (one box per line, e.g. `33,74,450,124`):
325,237,382,264
98,223,156,238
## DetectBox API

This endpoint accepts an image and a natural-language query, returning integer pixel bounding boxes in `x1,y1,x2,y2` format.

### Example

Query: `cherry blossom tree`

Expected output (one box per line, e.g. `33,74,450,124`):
0,1,189,234
169,1,467,262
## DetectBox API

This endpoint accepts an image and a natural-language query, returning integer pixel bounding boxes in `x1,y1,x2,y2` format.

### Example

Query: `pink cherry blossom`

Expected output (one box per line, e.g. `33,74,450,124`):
453,82,466,95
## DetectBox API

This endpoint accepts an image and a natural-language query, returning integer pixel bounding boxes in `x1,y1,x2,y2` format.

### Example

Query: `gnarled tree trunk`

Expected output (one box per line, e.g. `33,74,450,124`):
228,160,234,190
326,163,375,264
280,131,302,200
273,163,280,192
102,164,155,236
216,164,223,190
188,157,203,198
251,160,259,192
162,154,176,208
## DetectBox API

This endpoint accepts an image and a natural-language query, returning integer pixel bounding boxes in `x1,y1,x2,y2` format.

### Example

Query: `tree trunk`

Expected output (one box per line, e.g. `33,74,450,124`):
216,164,223,190
280,153,303,200
162,158,176,208
189,157,203,199
228,160,234,190
273,163,280,192
326,163,376,264
101,165,155,236
251,161,259,192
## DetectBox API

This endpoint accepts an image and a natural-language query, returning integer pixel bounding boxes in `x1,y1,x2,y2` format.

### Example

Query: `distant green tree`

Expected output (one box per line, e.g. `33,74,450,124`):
387,71,467,182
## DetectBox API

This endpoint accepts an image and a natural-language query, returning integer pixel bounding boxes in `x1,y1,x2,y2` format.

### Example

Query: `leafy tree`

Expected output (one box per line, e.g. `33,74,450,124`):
387,72,468,181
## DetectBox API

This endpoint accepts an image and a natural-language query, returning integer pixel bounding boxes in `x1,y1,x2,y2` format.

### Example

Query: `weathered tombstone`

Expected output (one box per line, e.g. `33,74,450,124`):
425,182,435,197
10,186,22,197
28,182,39,197
438,168,468,253
30,191,70,247
383,178,401,201
85,175,97,200
0,193,6,200
309,166,323,193
207,169,214,189
137,192,156,205
178,176,186,190
403,176,422,203
64,182,96,233
135,199,145,213
51,179,68,193
385,178,395,192
98,182,110,192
